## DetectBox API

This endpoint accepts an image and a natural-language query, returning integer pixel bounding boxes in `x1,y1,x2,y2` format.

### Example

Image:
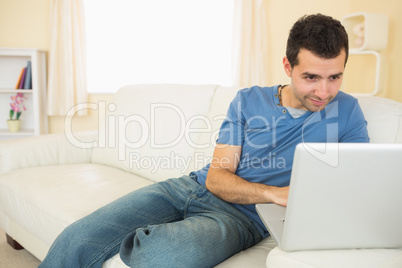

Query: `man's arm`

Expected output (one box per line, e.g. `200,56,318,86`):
205,143,289,206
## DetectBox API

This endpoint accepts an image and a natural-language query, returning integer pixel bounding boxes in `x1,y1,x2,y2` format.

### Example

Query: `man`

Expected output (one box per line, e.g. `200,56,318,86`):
39,14,369,268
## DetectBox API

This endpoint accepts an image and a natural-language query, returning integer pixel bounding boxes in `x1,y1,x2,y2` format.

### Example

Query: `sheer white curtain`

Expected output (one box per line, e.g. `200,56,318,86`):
232,0,270,88
47,0,88,116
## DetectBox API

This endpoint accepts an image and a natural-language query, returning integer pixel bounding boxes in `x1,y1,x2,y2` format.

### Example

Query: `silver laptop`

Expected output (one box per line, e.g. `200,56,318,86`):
256,143,402,251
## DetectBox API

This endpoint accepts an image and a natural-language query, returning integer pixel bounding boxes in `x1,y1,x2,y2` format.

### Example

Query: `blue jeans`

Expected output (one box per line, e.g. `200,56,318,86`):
39,175,262,268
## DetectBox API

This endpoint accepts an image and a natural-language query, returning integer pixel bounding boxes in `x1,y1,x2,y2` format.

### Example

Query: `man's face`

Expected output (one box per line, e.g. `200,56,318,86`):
283,48,346,112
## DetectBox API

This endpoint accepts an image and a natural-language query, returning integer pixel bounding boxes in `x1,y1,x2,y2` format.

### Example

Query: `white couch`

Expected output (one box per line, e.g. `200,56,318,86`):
0,84,401,267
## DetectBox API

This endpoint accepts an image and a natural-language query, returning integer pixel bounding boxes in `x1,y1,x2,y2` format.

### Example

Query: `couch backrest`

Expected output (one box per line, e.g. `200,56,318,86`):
91,84,402,182
185,86,240,174
91,84,218,182
356,95,402,143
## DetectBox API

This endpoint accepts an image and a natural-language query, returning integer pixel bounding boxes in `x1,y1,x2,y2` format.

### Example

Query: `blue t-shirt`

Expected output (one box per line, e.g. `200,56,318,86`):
192,85,370,237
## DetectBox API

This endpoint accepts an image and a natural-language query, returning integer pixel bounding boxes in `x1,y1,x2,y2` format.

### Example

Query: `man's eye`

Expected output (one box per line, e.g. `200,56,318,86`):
305,75,316,80
330,75,341,80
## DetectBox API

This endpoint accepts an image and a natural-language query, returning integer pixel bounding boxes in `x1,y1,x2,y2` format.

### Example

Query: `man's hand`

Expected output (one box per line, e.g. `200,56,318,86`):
268,186,289,207
205,144,290,206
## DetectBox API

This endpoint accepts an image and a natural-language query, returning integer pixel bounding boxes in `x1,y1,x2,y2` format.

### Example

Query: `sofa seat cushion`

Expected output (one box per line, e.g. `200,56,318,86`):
0,164,153,248
215,236,277,267
101,236,277,268
266,246,402,268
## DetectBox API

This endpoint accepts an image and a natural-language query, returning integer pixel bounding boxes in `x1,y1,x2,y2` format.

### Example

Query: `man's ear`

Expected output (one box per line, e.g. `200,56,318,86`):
283,57,292,77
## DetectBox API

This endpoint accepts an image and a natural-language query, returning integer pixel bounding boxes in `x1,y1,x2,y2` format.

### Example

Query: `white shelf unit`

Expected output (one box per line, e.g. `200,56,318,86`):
348,50,384,96
341,12,388,96
0,48,48,140
342,12,389,52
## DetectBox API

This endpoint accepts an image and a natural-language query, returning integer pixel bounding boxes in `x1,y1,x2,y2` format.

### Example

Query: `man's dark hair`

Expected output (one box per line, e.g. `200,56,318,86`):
286,14,349,67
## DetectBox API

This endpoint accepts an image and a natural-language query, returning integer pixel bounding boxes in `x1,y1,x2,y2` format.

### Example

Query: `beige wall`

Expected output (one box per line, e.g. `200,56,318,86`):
1,0,401,134
0,0,50,50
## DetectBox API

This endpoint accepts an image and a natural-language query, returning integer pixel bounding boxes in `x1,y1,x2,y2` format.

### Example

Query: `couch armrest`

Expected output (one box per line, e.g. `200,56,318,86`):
0,131,97,175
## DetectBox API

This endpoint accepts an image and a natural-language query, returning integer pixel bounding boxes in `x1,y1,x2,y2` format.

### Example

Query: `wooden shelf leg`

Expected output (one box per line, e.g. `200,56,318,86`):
6,233,24,250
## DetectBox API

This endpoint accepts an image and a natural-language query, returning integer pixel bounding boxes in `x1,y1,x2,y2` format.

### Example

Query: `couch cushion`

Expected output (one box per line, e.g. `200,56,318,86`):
356,95,402,143
266,247,402,268
91,84,218,182
215,236,277,268
187,86,241,174
0,164,153,248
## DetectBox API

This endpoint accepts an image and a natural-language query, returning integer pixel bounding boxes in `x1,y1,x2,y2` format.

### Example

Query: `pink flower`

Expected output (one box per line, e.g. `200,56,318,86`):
9,93,27,120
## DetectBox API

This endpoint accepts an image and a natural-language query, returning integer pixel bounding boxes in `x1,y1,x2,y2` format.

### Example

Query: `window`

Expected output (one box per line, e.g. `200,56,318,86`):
84,0,234,93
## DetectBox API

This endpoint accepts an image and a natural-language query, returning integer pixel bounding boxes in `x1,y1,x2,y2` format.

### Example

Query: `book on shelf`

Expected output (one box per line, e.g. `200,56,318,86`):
15,68,25,89
23,61,32,89
18,67,27,89
15,61,32,90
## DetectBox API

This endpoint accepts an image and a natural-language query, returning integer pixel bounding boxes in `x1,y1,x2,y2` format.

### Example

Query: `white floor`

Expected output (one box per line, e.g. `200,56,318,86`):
0,228,41,268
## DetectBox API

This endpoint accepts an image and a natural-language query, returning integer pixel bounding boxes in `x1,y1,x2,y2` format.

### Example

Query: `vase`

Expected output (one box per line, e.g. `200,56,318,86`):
7,120,21,133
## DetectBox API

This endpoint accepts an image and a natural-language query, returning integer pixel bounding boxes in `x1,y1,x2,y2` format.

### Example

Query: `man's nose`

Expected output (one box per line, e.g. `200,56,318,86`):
315,81,329,100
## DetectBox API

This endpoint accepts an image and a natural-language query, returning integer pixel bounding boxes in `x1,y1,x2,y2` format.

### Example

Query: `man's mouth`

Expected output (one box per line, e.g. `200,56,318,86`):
309,97,327,106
